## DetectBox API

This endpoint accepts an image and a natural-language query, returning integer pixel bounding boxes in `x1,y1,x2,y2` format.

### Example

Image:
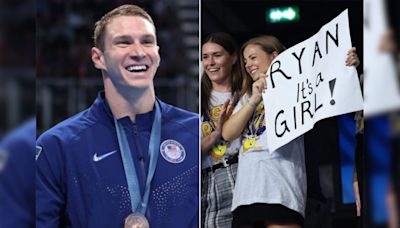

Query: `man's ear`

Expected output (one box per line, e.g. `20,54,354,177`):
91,47,106,70
156,45,161,67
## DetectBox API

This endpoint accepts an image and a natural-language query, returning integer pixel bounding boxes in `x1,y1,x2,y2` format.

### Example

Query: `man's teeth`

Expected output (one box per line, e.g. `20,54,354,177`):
127,65,147,72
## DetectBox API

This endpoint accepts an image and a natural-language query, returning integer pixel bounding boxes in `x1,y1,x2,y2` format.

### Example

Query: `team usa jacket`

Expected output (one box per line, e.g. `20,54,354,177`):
36,92,199,228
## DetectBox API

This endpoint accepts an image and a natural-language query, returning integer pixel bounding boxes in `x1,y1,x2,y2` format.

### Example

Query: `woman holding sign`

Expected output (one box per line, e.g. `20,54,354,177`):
201,32,247,228
223,35,359,228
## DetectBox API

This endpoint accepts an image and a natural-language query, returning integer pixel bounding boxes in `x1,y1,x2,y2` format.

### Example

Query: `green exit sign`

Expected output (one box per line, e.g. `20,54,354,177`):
266,6,300,23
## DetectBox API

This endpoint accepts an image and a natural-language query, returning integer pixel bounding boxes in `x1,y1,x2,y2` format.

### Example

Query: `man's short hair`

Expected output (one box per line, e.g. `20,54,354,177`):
93,4,155,51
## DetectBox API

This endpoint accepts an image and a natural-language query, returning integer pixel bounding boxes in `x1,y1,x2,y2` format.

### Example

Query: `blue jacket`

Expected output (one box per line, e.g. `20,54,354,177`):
36,92,199,228
0,118,35,228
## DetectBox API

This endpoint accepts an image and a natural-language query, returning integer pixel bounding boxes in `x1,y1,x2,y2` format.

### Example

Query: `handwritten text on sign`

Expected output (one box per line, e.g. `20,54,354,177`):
262,9,363,152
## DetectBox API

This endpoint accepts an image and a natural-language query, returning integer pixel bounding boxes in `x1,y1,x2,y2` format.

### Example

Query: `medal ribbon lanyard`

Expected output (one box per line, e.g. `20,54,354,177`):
114,101,161,215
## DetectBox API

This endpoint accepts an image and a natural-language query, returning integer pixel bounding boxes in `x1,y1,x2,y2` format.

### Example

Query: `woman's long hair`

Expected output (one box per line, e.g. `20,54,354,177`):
240,35,286,95
201,32,243,116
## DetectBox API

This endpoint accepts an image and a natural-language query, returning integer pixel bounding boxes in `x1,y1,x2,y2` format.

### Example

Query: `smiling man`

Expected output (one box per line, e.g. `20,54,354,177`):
36,5,199,228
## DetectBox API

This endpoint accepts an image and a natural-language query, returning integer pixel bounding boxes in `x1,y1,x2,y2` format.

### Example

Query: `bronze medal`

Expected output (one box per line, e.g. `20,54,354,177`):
124,213,149,228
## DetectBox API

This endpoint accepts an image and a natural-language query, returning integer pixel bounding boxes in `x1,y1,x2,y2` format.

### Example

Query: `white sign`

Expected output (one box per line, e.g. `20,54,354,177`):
363,0,400,117
262,9,363,151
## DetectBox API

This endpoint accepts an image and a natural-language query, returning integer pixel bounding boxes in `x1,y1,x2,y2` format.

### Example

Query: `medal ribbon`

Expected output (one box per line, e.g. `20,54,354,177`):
114,100,161,215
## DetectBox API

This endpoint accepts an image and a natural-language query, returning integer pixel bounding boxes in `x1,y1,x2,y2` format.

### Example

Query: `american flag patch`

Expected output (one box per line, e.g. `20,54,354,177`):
160,139,185,163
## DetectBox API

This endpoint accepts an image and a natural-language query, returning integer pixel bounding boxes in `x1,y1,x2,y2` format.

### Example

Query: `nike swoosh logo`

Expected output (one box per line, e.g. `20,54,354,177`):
93,150,118,162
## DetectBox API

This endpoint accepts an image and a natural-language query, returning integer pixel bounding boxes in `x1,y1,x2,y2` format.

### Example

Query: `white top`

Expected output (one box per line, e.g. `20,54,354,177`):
231,96,307,217
201,91,242,169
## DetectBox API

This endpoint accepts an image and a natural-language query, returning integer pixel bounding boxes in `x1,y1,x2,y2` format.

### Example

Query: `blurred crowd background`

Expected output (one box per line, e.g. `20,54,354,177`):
0,0,35,136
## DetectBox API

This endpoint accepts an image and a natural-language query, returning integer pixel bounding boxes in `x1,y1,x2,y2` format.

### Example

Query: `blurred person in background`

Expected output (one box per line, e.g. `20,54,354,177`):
0,119,35,228
0,0,35,227
385,0,400,225
365,0,400,224
36,4,199,228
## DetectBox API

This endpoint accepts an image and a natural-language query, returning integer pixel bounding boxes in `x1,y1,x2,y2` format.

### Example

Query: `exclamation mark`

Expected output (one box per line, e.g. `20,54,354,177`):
329,78,336,105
